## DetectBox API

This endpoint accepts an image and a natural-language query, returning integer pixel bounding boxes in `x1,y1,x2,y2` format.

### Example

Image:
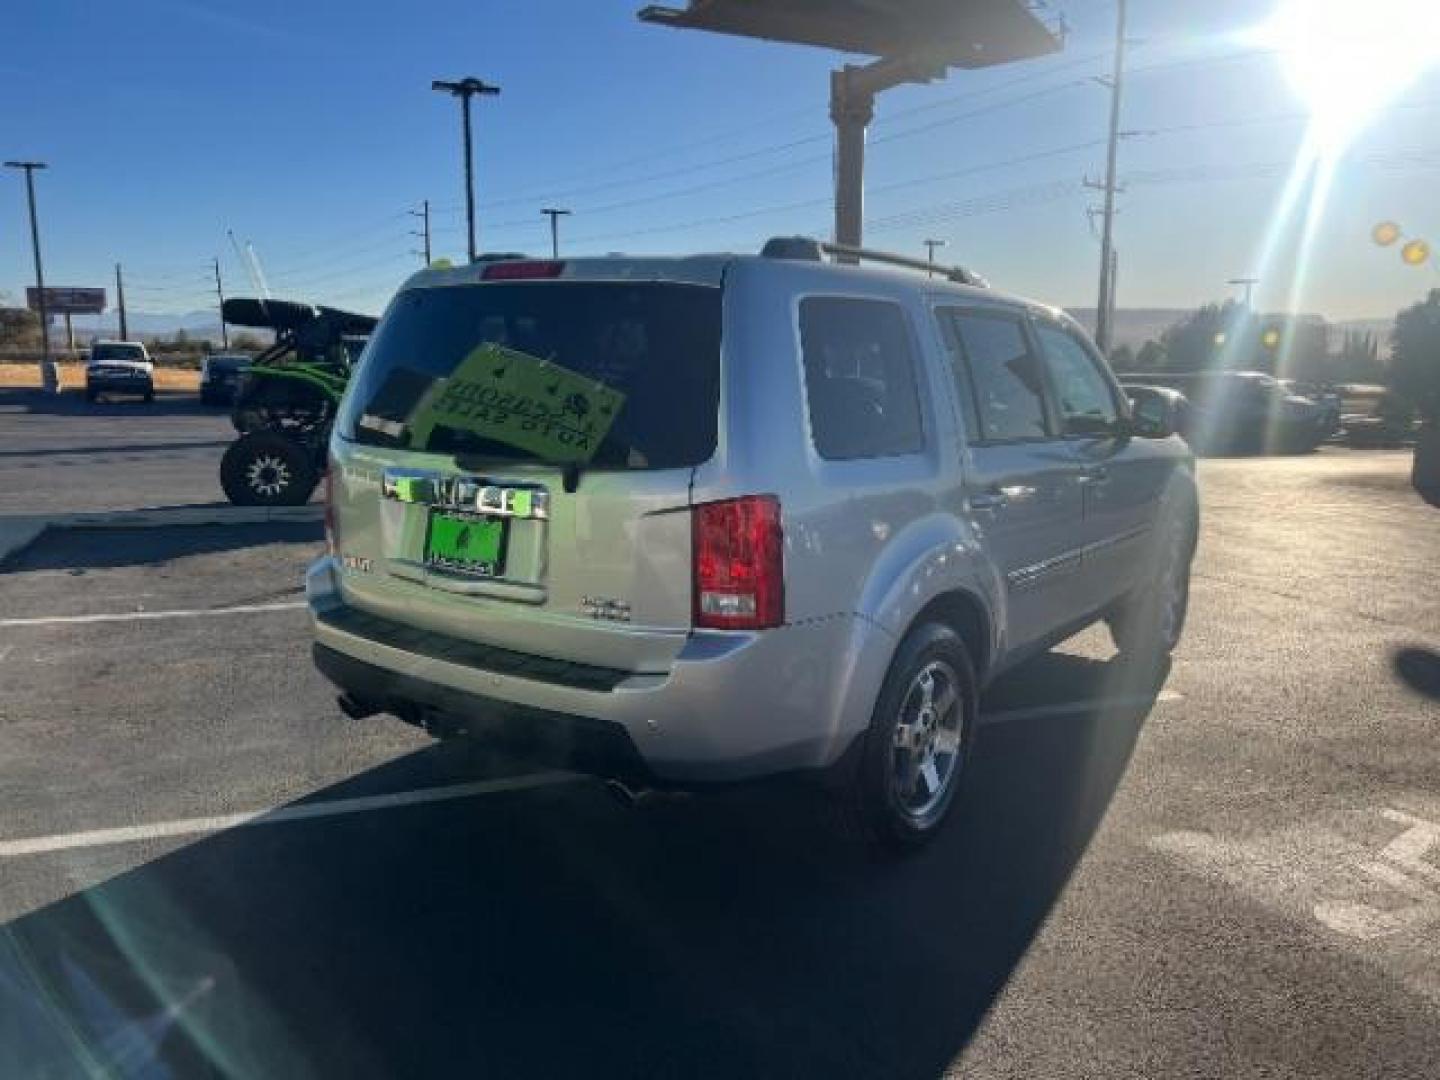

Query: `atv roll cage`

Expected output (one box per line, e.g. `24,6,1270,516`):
221,298,378,436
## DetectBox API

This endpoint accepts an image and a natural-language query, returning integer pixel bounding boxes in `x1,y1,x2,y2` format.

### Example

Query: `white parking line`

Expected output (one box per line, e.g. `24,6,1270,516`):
0,600,307,628
0,772,578,859
981,688,1183,726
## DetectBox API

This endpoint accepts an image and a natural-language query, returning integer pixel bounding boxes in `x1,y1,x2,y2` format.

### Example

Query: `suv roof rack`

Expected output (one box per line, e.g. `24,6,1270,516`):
760,236,988,288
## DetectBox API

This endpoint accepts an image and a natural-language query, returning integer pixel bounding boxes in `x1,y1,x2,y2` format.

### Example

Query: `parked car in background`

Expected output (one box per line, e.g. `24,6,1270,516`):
1278,379,1342,437
1116,370,1328,453
199,354,253,406
85,341,154,403
309,239,1198,850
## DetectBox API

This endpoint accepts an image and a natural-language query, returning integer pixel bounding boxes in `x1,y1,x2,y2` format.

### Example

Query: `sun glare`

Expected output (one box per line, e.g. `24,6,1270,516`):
1251,0,1440,154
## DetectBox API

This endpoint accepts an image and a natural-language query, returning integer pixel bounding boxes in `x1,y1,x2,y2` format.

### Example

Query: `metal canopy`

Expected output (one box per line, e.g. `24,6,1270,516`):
639,1,1062,251
638,0,1059,68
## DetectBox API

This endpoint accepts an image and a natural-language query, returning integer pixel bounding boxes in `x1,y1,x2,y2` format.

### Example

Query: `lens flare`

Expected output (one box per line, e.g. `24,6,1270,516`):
1250,0,1440,155
1401,239,1432,266
1372,221,1403,247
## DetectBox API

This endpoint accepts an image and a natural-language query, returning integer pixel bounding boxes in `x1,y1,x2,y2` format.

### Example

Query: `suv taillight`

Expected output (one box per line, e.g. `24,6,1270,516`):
324,464,338,555
692,495,783,630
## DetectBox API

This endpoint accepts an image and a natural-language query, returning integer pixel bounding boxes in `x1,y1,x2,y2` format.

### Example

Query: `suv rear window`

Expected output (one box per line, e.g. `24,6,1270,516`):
91,344,146,363
339,282,721,470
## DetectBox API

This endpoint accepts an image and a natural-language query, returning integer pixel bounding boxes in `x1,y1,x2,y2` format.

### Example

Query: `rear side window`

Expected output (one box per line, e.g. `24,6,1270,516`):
799,297,924,460
338,282,721,470
942,310,1050,442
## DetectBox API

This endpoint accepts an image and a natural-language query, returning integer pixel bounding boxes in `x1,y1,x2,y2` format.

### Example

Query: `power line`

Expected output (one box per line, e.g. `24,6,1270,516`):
148,47,1431,300
257,228,415,277
238,45,1277,275
470,82,1111,238
452,52,1115,217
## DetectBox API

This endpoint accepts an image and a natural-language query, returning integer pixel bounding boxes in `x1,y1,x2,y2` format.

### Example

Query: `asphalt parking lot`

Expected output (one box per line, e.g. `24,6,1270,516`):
2,395,1438,1078
0,388,245,516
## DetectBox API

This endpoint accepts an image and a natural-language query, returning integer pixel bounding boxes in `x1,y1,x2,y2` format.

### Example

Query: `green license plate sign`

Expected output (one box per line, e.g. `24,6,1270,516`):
425,511,506,577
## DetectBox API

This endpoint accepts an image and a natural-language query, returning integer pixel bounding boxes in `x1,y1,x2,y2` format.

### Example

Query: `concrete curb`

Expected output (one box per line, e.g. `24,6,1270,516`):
0,504,323,566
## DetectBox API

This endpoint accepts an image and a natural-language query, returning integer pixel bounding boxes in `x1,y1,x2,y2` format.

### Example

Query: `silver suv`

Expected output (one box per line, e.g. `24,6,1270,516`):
307,239,1196,847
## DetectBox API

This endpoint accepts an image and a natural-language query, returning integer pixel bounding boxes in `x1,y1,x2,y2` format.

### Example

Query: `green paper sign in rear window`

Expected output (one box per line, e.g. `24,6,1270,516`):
340,281,721,471
407,343,626,464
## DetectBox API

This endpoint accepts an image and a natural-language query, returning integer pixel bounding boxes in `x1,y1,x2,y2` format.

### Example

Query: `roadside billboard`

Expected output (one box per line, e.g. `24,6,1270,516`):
26,286,106,314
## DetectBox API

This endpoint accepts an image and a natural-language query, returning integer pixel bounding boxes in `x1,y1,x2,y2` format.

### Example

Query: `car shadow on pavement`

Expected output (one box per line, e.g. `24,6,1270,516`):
0,387,214,418
0,439,229,459
6,521,323,573
1392,646,1440,701
0,650,1168,1079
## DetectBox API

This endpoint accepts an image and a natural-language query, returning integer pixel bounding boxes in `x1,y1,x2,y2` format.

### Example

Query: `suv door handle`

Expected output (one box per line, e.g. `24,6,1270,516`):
1079,465,1110,484
970,484,1035,511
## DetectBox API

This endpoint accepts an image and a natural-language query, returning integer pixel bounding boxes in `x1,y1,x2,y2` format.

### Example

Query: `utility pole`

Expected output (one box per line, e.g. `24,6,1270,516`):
410,199,432,265
114,263,129,340
1107,247,1119,355
541,208,571,259
1093,0,1128,356
923,238,946,277
5,160,56,393
432,77,501,263
213,258,229,349
1228,276,1259,307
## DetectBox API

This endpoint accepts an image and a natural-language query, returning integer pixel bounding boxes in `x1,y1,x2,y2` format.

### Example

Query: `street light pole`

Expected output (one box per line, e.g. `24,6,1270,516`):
541,208,571,259
923,238,946,277
5,160,56,393
432,77,500,263
114,263,128,340
213,258,229,349
1228,276,1259,307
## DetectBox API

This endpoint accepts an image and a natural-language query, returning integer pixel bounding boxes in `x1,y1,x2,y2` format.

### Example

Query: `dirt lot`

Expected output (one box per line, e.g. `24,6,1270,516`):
0,363,200,392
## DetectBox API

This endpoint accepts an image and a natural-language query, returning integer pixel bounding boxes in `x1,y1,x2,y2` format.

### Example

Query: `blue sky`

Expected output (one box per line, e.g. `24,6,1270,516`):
2,0,1438,326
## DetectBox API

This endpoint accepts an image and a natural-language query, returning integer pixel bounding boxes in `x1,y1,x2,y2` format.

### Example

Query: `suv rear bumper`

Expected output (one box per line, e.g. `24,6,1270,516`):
307,556,888,783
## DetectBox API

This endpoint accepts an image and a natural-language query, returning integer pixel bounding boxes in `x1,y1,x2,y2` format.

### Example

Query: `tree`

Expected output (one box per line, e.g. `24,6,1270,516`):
1389,289,1440,506
0,307,42,349
1330,329,1383,384
1390,289,1440,421
1108,343,1135,370
1135,340,1166,370
1158,301,1253,371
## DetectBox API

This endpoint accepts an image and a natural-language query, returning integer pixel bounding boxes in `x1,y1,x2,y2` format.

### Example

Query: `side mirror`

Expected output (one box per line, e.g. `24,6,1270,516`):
1124,390,1182,439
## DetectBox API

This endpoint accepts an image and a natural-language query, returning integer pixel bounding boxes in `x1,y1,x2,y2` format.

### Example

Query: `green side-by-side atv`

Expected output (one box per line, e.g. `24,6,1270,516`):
218,298,376,505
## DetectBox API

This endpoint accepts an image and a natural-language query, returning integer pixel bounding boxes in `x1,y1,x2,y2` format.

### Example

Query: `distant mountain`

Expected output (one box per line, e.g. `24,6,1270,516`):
81,312,270,344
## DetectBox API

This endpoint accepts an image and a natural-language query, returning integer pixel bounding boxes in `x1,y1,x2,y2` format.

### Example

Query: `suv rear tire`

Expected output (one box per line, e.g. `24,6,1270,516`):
847,622,977,851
